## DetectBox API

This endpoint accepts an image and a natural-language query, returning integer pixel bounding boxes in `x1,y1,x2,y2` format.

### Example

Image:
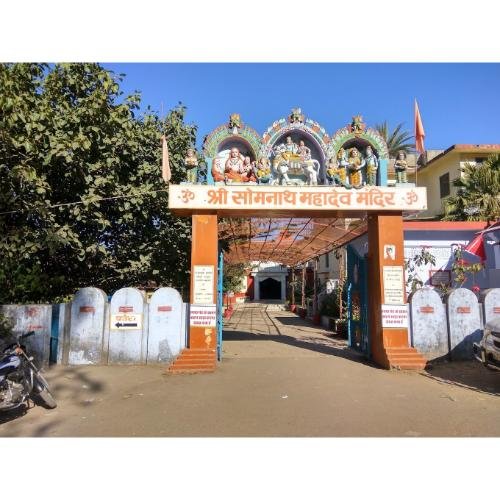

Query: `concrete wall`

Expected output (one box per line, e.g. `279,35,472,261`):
408,287,500,361
1,304,52,367
1,287,188,366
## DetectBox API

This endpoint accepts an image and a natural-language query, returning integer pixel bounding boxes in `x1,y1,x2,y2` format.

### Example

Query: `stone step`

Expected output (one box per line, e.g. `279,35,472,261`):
386,345,427,371
391,362,427,371
177,353,216,360
172,359,216,367
178,348,216,355
389,355,426,362
388,355,426,369
167,366,215,374
166,347,218,374
386,347,420,354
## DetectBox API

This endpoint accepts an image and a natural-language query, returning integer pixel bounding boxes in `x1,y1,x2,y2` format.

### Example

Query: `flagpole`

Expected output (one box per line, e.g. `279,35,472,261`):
415,99,418,187
414,99,426,189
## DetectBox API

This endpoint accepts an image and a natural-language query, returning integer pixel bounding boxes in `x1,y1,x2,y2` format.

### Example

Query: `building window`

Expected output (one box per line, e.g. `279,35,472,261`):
439,172,450,198
324,252,329,268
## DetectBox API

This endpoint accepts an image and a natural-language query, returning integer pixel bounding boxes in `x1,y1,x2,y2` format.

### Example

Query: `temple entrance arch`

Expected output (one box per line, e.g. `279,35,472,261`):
169,183,428,371
167,109,427,372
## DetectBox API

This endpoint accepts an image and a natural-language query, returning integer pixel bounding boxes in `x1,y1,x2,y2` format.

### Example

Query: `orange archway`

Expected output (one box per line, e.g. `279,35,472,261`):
168,183,428,372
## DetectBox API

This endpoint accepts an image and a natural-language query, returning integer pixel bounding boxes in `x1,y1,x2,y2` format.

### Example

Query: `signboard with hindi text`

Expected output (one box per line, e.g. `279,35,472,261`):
381,304,408,328
110,313,143,330
193,265,215,304
168,185,427,217
190,304,217,327
382,266,405,305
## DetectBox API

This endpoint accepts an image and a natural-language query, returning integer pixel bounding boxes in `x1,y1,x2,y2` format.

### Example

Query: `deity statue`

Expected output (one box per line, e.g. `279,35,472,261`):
184,148,198,183
255,157,271,183
242,156,257,183
349,115,366,135
297,140,311,161
364,145,379,185
211,158,225,183
272,136,320,186
228,113,241,134
224,147,245,182
284,136,298,155
394,150,408,183
289,107,305,124
347,147,365,188
326,156,344,186
326,157,339,186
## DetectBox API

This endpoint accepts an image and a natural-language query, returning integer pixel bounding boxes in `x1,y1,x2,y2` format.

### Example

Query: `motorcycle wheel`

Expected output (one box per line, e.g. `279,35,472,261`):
32,372,57,409
36,386,57,409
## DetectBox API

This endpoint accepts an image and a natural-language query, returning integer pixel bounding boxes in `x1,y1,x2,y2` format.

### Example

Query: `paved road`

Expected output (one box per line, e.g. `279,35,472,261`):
1,303,499,437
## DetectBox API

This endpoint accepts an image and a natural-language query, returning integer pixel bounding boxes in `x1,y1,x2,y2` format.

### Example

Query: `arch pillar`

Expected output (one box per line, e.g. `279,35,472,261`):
367,212,410,368
189,214,218,349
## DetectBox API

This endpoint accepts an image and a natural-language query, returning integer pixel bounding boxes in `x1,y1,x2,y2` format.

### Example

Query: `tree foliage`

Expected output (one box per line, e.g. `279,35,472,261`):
443,154,500,221
404,247,436,293
0,63,197,303
222,262,248,294
374,121,414,158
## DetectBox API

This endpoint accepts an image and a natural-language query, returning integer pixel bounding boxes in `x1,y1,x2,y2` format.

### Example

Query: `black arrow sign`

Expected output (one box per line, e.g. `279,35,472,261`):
115,322,138,328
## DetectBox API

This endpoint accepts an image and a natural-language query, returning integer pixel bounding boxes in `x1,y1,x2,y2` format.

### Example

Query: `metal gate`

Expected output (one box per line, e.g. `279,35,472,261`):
346,244,369,357
216,250,224,361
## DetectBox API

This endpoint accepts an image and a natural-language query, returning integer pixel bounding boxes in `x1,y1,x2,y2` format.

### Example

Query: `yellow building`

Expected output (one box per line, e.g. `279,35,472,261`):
416,144,500,218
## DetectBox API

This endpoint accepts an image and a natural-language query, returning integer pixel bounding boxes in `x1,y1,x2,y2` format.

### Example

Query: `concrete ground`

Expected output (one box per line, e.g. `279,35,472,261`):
1,303,499,437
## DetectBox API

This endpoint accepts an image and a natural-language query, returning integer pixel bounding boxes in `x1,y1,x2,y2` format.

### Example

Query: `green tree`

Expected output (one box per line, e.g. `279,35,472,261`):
222,262,248,294
443,154,500,221
404,247,436,293
0,63,196,303
374,121,414,158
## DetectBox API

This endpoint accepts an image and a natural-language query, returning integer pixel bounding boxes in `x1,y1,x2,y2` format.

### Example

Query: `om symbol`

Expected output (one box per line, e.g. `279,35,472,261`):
180,189,195,204
405,190,418,205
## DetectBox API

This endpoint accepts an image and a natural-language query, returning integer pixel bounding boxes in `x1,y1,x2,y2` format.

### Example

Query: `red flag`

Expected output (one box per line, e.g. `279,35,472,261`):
161,135,171,183
414,100,426,153
462,234,486,263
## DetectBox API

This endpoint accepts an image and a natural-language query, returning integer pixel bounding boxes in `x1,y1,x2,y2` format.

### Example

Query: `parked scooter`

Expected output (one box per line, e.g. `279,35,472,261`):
0,331,57,411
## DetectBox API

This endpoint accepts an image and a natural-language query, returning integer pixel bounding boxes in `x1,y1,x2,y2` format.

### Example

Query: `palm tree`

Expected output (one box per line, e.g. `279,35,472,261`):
374,121,414,158
443,154,500,221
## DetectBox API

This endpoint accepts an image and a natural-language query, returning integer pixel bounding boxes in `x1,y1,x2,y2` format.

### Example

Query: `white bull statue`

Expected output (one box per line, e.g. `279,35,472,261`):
271,152,321,186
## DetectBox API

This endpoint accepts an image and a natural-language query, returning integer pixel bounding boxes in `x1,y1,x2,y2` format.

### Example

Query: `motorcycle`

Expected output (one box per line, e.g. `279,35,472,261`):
0,331,57,411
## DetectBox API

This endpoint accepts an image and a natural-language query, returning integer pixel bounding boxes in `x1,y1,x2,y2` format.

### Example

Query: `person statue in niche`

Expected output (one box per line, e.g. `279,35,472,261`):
326,157,340,186
224,147,246,182
365,145,379,186
394,150,408,183
211,158,225,183
255,157,271,183
326,149,348,186
184,148,198,183
242,156,257,183
297,140,312,161
347,147,365,188
283,136,299,157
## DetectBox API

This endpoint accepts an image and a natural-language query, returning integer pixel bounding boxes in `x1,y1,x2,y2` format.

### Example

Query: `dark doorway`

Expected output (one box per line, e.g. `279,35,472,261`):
260,277,282,300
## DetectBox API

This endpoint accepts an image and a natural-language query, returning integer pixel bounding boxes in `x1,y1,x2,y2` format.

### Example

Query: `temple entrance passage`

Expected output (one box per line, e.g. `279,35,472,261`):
259,277,282,300
166,110,428,373
222,303,358,362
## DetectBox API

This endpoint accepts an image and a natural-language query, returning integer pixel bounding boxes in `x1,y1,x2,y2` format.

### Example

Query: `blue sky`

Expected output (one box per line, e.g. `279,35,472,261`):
105,63,500,150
